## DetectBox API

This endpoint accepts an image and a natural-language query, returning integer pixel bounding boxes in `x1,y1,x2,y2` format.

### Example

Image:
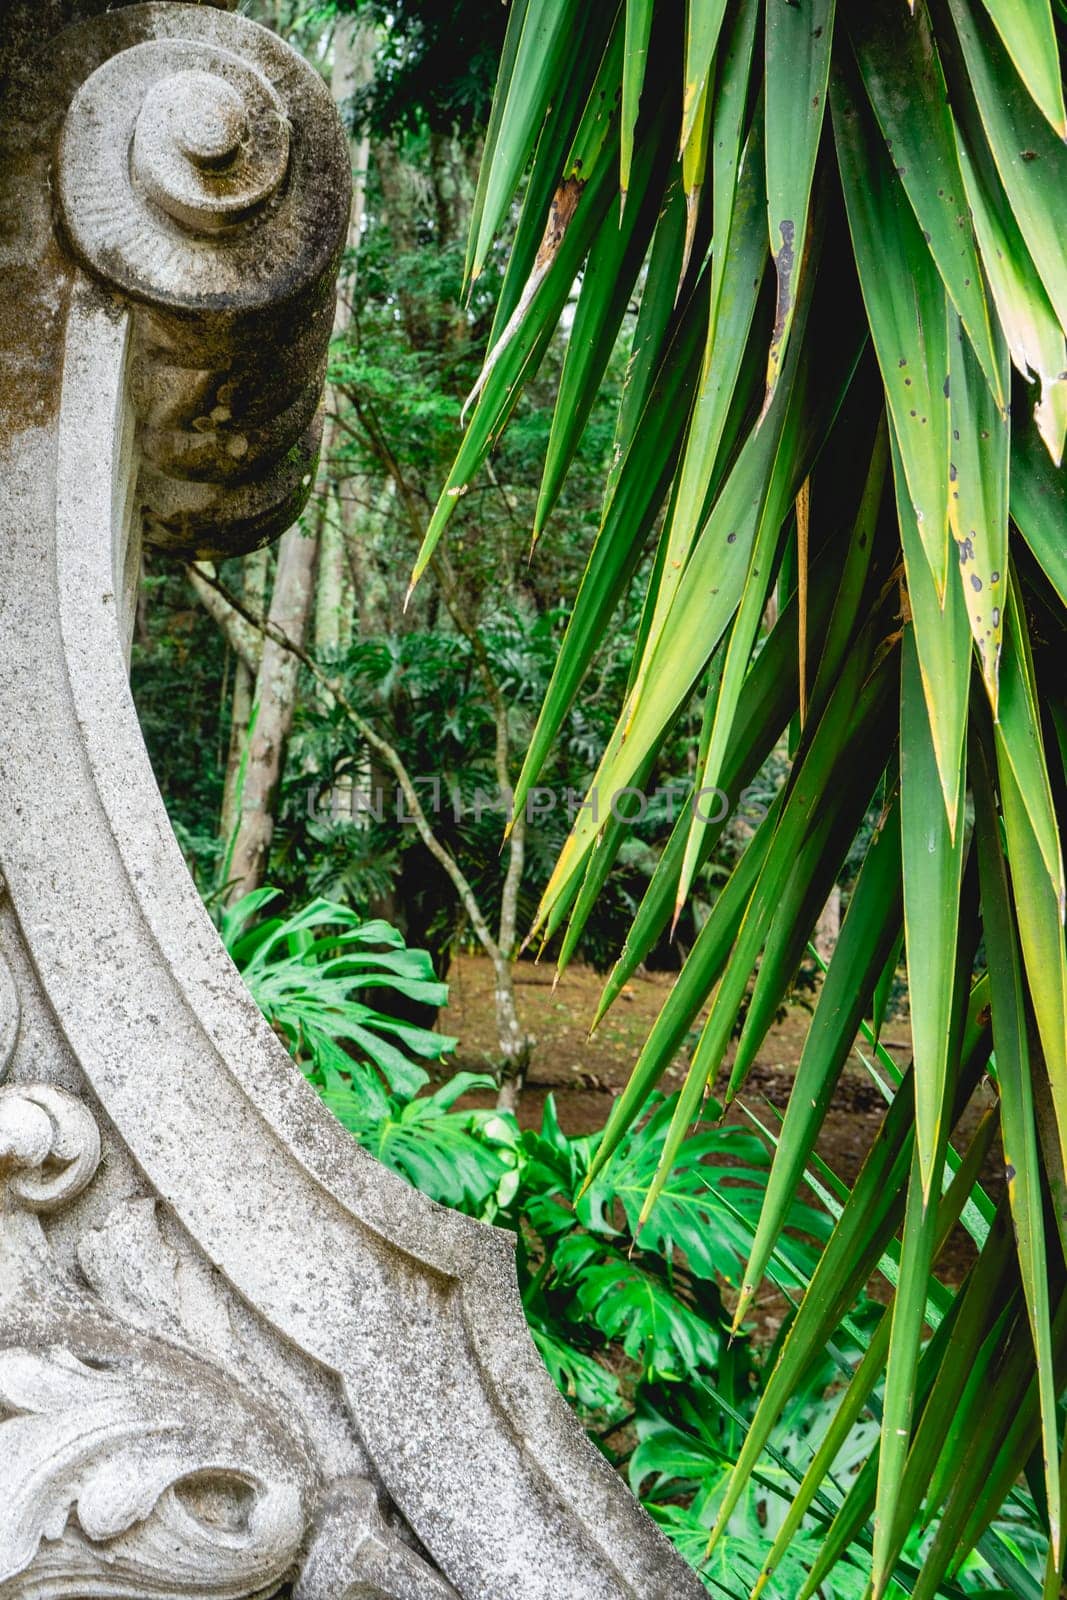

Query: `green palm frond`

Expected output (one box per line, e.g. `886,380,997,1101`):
414,2,1067,1595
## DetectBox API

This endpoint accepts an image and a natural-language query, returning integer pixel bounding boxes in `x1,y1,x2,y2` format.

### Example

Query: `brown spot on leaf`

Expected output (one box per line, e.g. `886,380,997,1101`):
536,176,585,270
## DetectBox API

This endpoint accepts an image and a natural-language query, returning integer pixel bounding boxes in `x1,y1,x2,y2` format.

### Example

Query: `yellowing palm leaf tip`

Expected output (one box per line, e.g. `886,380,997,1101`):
418,0,1067,1592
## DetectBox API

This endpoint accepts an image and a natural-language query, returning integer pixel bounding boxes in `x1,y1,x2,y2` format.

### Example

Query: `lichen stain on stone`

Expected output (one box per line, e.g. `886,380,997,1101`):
0,127,75,439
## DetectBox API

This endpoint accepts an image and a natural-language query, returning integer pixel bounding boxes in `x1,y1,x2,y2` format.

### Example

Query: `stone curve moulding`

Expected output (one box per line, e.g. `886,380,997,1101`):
0,5,704,1598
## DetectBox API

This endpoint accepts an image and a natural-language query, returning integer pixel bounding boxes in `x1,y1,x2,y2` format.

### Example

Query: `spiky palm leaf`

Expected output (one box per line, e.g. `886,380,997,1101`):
413,2,1067,1595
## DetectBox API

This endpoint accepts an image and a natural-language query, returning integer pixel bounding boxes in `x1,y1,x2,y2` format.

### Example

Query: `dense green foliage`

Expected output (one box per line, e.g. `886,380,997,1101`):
284,604,716,970
410,1,1067,1596
227,894,1045,1595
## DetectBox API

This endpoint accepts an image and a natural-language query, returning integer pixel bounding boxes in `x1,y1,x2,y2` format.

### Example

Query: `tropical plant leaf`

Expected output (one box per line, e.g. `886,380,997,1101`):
956,132,1067,465
899,627,967,1201
994,581,1067,1176
225,893,456,1107
625,116,770,717
732,788,904,1329
485,6,616,347
1011,415,1067,606
621,0,655,203
974,725,1062,1571
849,0,1004,409
589,560,827,1033
947,312,1011,710
681,0,729,161
946,0,1067,339
467,0,589,285
832,54,953,596
533,93,674,541
755,1107,1000,1600
706,982,991,1570
763,0,834,410
511,267,710,823
891,425,971,832
635,639,897,1227
977,0,1067,138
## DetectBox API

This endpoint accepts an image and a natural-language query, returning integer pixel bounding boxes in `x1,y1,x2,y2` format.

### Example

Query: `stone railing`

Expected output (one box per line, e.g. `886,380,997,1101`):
0,5,703,1596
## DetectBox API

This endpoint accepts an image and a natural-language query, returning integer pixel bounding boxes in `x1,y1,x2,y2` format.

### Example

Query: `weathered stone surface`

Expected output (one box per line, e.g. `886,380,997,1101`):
0,5,706,1596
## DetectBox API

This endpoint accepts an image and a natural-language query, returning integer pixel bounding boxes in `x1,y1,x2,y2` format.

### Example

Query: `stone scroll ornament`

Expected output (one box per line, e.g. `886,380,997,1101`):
0,5,702,1598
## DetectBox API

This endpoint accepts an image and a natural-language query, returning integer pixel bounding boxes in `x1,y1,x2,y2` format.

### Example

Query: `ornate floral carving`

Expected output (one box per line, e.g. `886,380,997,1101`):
0,1341,309,1599
0,1090,452,1600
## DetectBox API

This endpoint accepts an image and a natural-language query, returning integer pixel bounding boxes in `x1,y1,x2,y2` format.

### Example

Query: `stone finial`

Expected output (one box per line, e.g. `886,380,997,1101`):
56,6,352,558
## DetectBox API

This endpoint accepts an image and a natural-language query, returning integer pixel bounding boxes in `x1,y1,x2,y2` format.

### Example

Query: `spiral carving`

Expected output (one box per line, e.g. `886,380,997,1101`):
131,66,289,235
0,1084,101,1213
55,6,351,558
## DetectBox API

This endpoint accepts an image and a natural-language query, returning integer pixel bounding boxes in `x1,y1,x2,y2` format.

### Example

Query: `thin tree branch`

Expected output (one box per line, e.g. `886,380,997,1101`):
186,561,508,971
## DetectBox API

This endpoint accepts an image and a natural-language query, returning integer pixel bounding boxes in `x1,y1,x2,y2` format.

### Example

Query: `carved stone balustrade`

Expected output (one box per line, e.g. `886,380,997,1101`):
0,4,704,1597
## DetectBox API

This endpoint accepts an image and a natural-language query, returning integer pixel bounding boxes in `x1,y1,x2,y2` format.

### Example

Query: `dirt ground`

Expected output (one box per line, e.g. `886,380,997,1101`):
441,953,921,1175
439,953,1002,1333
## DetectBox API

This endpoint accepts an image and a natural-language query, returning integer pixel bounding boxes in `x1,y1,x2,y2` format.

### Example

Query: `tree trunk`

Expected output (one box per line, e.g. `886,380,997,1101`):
221,657,253,846
493,956,530,1117
314,15,372,658
221,19,372,896
814,884,841,965
313,509,354,655
219,545,268,845
494,809,528,1112
225,528,318,900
